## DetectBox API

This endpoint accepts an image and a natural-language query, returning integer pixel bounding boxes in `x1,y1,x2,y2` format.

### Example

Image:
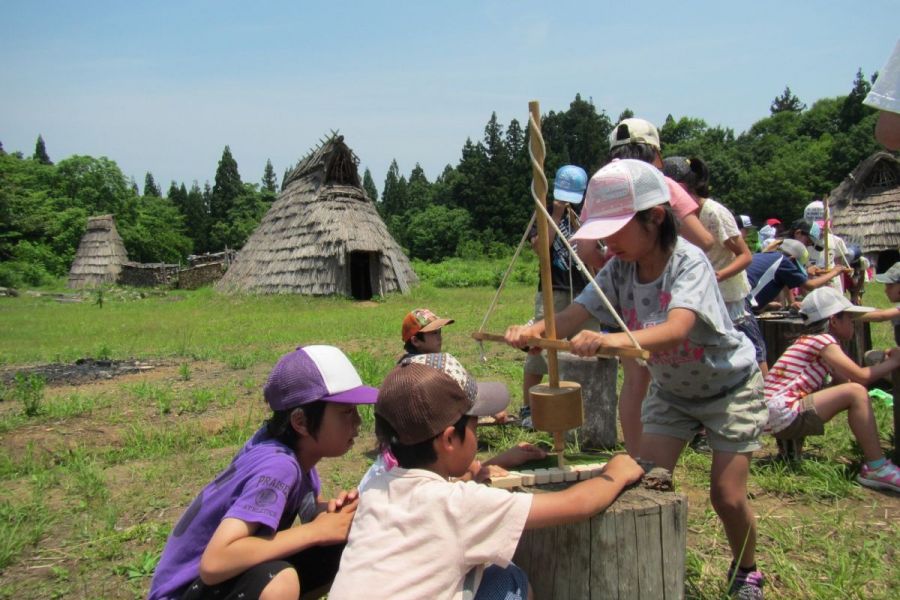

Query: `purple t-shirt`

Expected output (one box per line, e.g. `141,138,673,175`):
147,427,320,600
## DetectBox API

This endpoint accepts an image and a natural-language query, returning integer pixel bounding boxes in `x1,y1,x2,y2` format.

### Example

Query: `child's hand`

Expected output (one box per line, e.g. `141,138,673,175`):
505,324,541,353
310,503,358,544
489,443,548,469
569,330,610,357
327,489,360,513
602,454,644,486
885,347,900,367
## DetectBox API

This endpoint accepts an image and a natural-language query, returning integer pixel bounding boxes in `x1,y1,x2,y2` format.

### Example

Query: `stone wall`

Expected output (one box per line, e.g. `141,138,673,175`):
118,262,179,287
177,262,226,289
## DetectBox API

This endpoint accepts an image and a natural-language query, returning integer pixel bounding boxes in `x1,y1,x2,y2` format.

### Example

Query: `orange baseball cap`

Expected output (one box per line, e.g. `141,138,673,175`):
401,308,454,342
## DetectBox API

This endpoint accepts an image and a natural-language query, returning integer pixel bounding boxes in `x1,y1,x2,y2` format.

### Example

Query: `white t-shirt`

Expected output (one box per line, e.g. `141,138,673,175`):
329,467,533,600
807,233,848,293
699,198,751,303
865,40,900,114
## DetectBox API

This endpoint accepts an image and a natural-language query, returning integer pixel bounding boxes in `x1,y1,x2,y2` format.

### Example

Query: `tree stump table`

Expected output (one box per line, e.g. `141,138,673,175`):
513,485,687,599
558,352,618,450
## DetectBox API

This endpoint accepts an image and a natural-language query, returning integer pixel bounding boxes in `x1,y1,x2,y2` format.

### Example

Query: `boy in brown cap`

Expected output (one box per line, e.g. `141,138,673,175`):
330,353,643,600
400,308,454,358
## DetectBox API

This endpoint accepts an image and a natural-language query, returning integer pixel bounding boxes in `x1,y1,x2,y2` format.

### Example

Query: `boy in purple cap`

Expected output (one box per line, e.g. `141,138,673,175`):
330,353,642,600
148,345,377,600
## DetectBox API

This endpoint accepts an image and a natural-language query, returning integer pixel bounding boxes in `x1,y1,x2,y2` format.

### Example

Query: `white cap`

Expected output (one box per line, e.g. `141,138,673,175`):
609,118,661,151
739,215,754,228
799,287,873,324
777,239,809,267
803,200,825,223
571,159,670,240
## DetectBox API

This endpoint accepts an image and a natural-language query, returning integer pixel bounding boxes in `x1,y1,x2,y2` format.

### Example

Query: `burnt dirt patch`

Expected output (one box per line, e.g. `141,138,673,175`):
1,358,163,387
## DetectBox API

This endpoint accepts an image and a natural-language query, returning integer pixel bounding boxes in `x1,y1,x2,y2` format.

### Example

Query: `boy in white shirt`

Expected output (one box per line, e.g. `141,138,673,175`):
329,353,643,600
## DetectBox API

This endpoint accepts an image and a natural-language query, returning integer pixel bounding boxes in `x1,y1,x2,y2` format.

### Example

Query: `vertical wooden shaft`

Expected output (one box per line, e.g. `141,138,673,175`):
529,101,559,388
823,197,831,269
529,101,565,466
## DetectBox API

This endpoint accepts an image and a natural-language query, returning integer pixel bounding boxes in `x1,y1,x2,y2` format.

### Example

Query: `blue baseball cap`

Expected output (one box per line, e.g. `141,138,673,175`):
553,165,588,203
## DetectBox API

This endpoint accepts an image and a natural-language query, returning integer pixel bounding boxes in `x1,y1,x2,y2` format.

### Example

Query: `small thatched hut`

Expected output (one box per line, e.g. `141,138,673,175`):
216,135,417,299
830,152,900,272
67,215,129,289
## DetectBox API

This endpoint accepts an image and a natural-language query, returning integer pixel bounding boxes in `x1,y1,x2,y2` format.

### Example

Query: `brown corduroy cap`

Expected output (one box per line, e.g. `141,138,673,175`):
375,353,509,445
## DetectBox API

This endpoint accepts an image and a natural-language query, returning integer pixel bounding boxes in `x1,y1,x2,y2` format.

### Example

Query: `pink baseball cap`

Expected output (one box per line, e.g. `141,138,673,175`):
571,159,670,240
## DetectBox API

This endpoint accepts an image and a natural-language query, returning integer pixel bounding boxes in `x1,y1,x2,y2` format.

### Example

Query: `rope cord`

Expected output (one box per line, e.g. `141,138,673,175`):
526,112,644,354
477,211,537,333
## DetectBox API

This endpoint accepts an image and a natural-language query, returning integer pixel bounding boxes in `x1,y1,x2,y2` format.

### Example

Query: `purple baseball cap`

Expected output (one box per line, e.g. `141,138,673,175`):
264,345,378,411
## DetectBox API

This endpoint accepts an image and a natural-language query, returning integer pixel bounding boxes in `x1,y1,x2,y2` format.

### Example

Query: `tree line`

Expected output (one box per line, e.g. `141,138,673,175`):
0,68,885,286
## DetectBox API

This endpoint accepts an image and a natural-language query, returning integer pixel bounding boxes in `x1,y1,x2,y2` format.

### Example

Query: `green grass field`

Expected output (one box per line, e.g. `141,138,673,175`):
0,274,897,599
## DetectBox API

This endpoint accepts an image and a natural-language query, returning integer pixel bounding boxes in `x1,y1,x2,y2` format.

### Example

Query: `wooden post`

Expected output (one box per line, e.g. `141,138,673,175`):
822,196,831,270
514,486,687,599
528,100,567,465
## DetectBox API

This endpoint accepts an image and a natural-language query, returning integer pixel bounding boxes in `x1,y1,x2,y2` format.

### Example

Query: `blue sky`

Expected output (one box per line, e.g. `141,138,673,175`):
1,1,897,193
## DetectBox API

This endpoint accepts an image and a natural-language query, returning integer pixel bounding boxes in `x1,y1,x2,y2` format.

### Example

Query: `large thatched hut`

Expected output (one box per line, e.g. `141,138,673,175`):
830,152,900,272
216,135,417,299
67,214,129,289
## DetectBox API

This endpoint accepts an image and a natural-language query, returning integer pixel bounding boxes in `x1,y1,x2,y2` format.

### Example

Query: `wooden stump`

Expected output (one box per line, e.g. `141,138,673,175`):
513,486,687,599
558,352,618,449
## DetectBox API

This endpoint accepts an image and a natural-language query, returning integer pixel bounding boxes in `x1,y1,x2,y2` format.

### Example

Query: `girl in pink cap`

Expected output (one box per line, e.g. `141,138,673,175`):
506,159,768,599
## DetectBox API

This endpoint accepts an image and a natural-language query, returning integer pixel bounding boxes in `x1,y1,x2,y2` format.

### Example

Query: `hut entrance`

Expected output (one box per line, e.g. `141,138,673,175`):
349,251,375,300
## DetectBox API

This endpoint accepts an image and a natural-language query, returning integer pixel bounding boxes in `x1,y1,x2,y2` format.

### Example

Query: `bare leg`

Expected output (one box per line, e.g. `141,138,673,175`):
261,568,300,600
637,433,687,472
812,383,883,462
710,451,757,568
523,372,542,409
758,361,768,378
620,359,651,456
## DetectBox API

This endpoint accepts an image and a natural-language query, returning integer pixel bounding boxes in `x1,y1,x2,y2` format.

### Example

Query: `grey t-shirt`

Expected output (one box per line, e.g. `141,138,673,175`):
575,238,757,400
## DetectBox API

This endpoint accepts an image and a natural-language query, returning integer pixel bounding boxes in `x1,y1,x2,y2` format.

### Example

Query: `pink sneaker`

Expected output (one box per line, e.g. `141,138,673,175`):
857,460,900,493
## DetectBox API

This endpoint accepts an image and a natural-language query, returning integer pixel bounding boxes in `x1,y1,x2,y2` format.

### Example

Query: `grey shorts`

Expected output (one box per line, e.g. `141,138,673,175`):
524,290,601,375
642,371,767,453
773,395,825,439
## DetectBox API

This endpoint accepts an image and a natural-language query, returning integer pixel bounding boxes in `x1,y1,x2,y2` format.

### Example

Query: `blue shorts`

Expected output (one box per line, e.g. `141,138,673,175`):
735,314,767,365
473,563,529,600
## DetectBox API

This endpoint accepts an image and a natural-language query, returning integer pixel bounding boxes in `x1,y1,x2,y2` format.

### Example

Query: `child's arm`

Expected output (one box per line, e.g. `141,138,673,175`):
800,266,845,291
679,212,715,252
820,344,900,385
569,308,696,355
715,234,752,282
198,498,358,585
484,443,548,470
859,307,900,323
505,302,593,350
525,454,644,529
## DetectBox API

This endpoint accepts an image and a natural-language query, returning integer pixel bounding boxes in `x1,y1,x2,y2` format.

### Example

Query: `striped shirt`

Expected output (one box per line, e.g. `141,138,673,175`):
764,334,835,433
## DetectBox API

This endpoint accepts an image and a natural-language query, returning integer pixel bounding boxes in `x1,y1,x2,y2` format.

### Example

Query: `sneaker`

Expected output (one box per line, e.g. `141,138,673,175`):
857,460,900,493
728,569,765,600
519,406,533,429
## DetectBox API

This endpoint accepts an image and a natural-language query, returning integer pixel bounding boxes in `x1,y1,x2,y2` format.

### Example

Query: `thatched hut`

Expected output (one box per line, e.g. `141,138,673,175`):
216,135,417,299
830,152,900,272
67,214,129,289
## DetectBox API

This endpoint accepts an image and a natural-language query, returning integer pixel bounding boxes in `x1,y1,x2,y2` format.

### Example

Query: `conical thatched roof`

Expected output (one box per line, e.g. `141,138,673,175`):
830,152,900,253
67,214,129,289
216,134,417,298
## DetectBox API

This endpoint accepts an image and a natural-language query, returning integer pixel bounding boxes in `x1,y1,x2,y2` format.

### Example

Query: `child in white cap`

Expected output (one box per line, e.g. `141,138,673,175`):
506,158,768,598
765,287,900,492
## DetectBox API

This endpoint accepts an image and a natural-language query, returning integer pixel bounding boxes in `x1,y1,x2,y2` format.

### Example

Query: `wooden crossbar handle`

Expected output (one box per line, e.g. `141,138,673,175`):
472,331,650,360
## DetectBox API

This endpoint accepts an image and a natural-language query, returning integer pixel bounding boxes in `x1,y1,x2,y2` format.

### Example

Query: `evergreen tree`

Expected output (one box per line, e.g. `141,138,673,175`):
381,159,406,217
617,108,635,122
129,177,140,195
406,163,432,212
770,86,806,114
144,172,161,197
210,146,242,225
0,140,5,156
362,167,379,202
262,159,278,193
33,135,52,165
839,68,873,129
184,182,210,253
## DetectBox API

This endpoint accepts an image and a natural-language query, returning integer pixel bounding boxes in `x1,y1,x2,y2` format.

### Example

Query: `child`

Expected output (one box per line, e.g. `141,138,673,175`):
329,353,643,600
523,165,598,426
357,311,546,490
400,308,454,360
147,345,377,600
663,156,766,375
860,262,900,346
765,287,900,492
505,159,768,598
